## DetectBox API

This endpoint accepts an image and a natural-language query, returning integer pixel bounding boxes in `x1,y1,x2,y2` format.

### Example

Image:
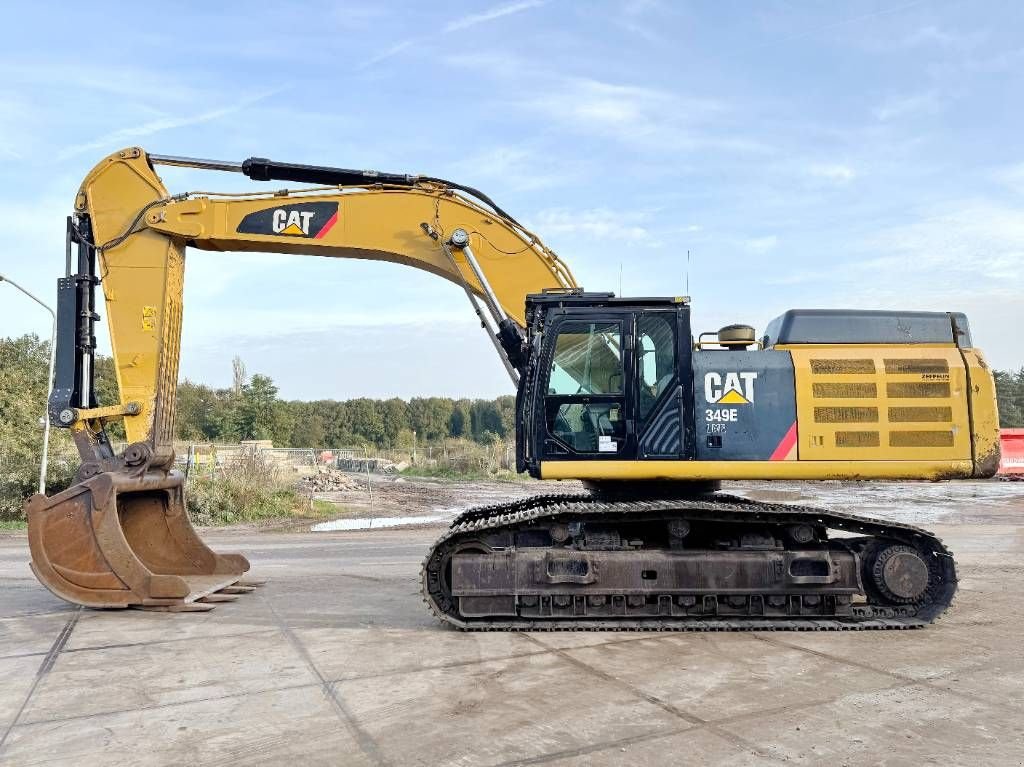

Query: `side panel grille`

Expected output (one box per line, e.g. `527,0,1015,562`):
814,407,879,423
836,431,880,447
810,359,875,375
887,382,951,398
890,430,955,447
792,347,970,461
813,382,877,398
888,406,952,423
884,358,949,375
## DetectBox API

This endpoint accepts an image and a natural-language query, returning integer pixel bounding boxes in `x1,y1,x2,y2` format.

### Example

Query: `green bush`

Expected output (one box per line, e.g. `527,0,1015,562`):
185,474,302,526
183,449,333,526
0,335,80,521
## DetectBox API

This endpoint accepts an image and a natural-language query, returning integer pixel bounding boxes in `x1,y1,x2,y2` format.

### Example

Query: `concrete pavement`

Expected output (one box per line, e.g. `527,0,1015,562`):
1,497,1023,766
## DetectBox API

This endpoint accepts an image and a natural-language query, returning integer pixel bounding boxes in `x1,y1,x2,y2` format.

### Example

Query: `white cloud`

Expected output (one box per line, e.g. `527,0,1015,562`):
531,207,655,244
447,145,576,191
516,77,752,153
56,89,280,160
358,1,546,71
357,39,417,70
532,78,674,130
993,162,1024,194
902,25,971,48
445,56,764,156
873,90,942,122
743,236,778,254
444,0,545,33
865,201,1024,285
809,163,856,183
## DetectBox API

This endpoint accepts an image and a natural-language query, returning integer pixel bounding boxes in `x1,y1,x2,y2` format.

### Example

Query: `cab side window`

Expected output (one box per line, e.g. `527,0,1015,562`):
637,314,676,419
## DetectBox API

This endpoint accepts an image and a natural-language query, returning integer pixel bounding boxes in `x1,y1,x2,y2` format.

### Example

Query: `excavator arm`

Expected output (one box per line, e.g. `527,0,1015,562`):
60,147,576,459
29,146,576,610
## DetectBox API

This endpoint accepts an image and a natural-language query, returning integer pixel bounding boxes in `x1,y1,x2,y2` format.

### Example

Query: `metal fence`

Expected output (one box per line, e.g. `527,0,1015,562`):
173,440,516,476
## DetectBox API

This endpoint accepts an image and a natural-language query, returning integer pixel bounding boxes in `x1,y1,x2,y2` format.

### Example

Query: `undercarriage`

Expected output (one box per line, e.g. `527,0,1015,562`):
421,493,957,631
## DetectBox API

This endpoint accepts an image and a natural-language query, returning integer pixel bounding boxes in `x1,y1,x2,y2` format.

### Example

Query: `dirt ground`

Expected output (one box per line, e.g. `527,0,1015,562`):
312,471,1024,527
1,477,1023,766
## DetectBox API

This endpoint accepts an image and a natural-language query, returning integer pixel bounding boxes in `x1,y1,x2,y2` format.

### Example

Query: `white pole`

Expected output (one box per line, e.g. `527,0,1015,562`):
0,273,57,495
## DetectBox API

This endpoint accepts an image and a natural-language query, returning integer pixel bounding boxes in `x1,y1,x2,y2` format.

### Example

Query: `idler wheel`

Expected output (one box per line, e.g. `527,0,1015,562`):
872,545,930,603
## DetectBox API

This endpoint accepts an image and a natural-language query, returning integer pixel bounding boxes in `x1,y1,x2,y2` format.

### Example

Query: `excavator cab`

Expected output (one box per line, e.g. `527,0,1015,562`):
517,293,694,476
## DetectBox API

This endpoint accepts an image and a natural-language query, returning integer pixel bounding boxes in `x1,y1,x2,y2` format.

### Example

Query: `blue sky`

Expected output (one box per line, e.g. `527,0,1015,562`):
1,0,1022,399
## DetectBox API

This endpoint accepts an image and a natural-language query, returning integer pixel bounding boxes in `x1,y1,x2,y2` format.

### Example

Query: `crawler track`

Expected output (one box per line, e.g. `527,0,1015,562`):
421,494,957,631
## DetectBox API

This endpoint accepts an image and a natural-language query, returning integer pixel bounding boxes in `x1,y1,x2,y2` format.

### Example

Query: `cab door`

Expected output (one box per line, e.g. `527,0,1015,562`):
537,313,635,461
633,309,692,459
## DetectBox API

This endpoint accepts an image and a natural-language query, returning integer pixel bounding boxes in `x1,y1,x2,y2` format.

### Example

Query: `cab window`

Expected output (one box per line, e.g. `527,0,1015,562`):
545,321,625,455
637,314,676,419
548,322,622,395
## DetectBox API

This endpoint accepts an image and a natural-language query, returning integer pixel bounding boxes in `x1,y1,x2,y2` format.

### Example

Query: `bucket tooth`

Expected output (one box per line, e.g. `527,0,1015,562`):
27,469,251,610
197,594,239,603
138,602,217,613
219,585,256,594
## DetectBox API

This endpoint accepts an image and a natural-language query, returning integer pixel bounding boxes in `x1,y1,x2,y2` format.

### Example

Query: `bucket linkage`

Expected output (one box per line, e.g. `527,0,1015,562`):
27,442,258,611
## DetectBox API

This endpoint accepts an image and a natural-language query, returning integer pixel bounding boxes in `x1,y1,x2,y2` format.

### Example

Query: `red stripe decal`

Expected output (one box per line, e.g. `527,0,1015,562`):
770,422,798,461
314,212,338,239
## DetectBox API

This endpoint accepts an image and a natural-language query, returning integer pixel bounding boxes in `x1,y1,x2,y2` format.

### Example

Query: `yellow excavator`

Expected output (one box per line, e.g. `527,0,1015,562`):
26,147,1000,629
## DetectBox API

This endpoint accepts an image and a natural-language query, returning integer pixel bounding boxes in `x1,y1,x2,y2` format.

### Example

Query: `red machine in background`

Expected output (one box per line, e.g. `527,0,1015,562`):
999,430,1024,476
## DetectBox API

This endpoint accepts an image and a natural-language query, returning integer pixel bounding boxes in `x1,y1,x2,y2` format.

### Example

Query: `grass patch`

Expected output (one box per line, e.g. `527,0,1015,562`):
185,451,339,526
0,518,27,531
311,498,337,515
186,476,340,526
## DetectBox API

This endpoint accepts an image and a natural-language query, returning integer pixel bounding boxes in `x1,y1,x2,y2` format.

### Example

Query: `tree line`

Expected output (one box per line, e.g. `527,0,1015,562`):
994,369,1024,430
176,366,516,449
175,364,1024,448
4,333,1024,500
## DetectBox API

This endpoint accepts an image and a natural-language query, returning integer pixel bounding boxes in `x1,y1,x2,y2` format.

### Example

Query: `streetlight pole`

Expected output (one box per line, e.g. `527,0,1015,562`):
0,273,57,495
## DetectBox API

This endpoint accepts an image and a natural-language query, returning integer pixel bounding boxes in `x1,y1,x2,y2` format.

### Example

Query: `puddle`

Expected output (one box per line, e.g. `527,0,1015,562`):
312,514,447,531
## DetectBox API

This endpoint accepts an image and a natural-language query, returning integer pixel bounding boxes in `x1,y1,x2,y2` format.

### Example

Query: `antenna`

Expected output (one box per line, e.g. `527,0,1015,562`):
686,249,690,296
618,262,623,297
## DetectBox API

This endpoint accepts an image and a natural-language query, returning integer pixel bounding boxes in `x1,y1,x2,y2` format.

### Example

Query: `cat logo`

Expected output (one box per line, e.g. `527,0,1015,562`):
704,371,757,405
235,201,339,240
273,209,315,235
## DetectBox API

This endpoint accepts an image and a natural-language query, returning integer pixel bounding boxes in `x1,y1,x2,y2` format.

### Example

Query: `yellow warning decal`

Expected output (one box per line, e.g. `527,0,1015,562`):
717,388,750,405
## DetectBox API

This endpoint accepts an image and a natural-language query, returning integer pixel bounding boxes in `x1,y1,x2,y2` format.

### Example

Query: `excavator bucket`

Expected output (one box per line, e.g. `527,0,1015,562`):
27,469,252,610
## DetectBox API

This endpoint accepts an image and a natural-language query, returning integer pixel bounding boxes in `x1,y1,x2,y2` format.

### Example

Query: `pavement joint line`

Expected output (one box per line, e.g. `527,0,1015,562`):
493,724,698,767
752,633,1016,712
260,593,391,767
11,681,321,729
304,571,387,583
322,631,693,685
59,627,281,656
0,610,78,621
0,651,49,661
519,632,786,764
0,607,80,756
327,648,555,684
706,677,917,727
